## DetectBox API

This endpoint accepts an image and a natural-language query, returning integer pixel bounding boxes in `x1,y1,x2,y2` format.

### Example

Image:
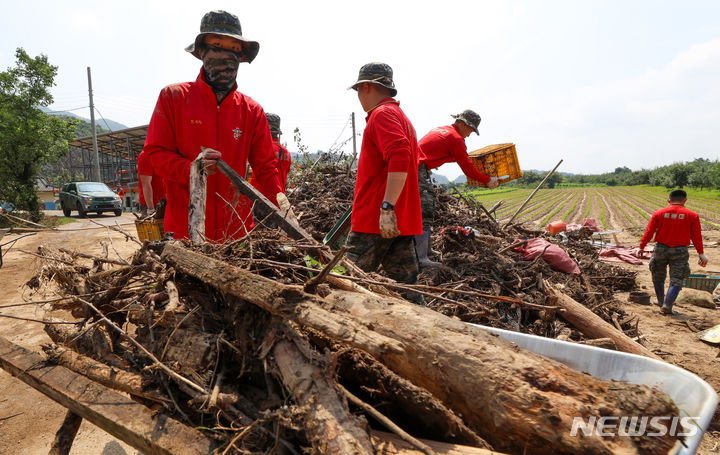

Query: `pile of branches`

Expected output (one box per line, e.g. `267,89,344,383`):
287,166,642,344
422,188,640,341
24,233,679,455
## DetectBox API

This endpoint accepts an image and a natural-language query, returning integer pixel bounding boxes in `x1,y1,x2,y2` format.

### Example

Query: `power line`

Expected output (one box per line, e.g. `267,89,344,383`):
45,106,89,113
93,107,114,133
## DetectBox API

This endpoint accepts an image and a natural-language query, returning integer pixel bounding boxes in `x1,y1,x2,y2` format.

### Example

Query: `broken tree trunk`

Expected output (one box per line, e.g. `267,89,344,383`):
160,242,403,357
546,282,660,359
161,241,680,455
271,326,375,454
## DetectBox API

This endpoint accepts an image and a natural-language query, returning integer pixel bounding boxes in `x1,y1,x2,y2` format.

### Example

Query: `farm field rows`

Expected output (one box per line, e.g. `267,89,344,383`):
469,185,720,231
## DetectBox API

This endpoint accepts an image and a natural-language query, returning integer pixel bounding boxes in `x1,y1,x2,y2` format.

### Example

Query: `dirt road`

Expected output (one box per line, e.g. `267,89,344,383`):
0,213,718,454
0,213,140,455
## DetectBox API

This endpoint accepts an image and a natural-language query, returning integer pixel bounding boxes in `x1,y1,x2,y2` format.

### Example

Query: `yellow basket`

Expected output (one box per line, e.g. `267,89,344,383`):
135,219,164,242
467,143,522,186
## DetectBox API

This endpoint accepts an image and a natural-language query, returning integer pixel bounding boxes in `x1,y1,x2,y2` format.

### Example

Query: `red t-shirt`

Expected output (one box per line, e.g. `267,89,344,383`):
144,69,282,241
639,203,704,254
137,149,166,206
351,99,422,236
418,124,490,184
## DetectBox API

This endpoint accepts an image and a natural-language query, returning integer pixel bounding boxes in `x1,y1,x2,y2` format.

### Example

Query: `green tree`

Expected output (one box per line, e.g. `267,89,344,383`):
546,172,563,188
0,48,77,220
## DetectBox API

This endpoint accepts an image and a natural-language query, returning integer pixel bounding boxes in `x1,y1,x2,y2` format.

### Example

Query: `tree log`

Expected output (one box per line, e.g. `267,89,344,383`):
161,241,680,454
546,282,660,359
42,345,166,404
272,334,374,454
161,242,404,357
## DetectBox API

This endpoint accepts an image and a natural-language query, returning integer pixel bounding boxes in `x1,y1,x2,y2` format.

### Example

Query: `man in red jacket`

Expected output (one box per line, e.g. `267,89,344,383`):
137,149,166,216
638,189,708,314
415,110,499,267
143,10,283,242
347,62,424,304
266,113,291,189
250,113,291,190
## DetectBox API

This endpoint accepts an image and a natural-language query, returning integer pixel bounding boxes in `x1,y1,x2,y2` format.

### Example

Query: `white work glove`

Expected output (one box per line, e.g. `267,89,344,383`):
486,177,499,189
698,254,709,267
379,209,401,239
276,193,299,225
635,247,645,259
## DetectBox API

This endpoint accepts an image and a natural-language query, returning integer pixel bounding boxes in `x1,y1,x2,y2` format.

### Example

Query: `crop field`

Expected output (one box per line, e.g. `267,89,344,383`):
468,185,720,231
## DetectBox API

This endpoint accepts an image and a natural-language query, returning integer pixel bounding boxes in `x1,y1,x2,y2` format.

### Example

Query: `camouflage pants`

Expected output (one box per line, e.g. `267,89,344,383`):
345,231,419,284
649,243,690,287
418,164,436,231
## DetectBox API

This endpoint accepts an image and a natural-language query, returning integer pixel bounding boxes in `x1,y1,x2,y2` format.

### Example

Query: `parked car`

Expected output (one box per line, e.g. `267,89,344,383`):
58,182,122,217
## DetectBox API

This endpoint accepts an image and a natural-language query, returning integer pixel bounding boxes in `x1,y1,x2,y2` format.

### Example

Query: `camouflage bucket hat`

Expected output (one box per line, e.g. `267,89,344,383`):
452,109,481,135
185,10,260,64
348,62,397,97
266,112,282,136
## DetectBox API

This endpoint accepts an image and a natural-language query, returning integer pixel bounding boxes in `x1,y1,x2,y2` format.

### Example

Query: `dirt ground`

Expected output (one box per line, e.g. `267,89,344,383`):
0,211,719,454
0,212,140,455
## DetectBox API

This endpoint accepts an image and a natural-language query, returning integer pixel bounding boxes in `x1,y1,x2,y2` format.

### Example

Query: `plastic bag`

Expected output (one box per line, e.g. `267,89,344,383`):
513,238,581,275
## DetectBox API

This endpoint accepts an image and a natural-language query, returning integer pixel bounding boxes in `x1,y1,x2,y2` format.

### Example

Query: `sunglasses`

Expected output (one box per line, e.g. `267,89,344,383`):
204,43,243,59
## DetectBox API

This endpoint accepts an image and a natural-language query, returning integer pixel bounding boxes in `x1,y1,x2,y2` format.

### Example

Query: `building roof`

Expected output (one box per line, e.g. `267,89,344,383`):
69,125,148,159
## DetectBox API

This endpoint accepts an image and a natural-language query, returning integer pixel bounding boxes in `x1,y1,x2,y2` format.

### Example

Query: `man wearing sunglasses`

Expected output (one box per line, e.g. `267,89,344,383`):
143,10,284,241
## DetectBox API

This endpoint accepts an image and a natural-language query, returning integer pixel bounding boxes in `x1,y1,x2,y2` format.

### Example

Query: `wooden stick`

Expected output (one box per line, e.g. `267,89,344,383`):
236,256,548,309
545,282,661,359
48,410,83,455
339,383,436,455
215,158,313,242
2,212,50,229
304,246,349,294
189,151,208,245
76,297,208,394
497,239,529,254
58,248,128,266
503,159,563,228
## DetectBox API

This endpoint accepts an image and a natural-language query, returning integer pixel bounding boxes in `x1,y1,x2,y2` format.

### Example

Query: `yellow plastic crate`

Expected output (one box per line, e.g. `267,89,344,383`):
467,143,522,186
135,219,164,242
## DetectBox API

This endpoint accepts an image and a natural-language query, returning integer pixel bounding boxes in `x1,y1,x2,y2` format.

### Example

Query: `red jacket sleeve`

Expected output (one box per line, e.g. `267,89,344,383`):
144,87,193,184
451,136,490,184
639,212,659,250
137,150,152,176
247,110,283,204
374,109,412,173
690,213,704,254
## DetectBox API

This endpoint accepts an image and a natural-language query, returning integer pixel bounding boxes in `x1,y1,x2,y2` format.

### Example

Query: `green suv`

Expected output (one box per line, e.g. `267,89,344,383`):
59,182,123,217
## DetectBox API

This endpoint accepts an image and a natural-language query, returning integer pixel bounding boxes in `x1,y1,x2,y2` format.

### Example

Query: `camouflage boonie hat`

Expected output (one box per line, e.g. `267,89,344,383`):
266,113,282,136
452,109,481,135
185,10,260,64
348,62,397,97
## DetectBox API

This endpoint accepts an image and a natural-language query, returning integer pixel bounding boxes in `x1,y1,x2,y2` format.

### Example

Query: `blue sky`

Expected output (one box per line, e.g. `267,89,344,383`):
1,0,719,180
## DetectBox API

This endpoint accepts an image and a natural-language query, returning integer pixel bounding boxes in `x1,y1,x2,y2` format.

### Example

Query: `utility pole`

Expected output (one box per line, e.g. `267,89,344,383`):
87,67,101,182
346,112,357,177
351,112,357,159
